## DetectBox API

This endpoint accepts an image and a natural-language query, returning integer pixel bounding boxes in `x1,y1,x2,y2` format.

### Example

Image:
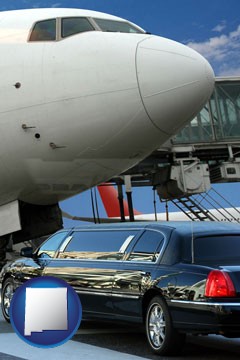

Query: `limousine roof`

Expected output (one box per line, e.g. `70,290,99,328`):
62,222,240,265
66,221,240,237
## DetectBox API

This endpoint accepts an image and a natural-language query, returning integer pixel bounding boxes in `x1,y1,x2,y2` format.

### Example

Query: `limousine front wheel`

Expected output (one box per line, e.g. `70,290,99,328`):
146,296,185,355
1,277,14,323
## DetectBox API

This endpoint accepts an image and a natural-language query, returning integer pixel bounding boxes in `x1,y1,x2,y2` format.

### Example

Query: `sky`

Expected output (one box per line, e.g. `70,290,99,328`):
2,0,240,76
1,0,240,226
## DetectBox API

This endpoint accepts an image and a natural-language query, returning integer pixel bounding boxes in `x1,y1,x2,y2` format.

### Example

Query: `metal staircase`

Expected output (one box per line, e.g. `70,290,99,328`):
170,188,240,223
171,196,217,221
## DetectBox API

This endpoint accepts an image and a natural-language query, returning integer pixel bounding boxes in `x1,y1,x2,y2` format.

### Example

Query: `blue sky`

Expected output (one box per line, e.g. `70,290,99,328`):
1,0,240,225
2,0,240,75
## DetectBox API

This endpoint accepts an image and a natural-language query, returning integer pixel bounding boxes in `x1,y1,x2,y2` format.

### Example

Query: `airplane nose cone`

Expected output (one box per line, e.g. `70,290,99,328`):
136,36,215,134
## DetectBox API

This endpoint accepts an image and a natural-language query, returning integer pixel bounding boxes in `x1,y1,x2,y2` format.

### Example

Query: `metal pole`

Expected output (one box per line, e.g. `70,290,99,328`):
165,201,169,221
126,192,135,222
117,184,126,222
125,175,135,222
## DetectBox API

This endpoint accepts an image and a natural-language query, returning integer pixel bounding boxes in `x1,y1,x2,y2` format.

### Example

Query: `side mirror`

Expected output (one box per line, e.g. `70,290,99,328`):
20,246,33,258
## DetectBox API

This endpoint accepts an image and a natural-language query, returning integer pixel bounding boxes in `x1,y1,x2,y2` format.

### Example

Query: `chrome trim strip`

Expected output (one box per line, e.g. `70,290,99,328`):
119,235,135,253
75,289,139,299
76,290,110,297
170,299,240,307
71,227,145,232
50,257,160,264
112,293,139,299
59,236,73,252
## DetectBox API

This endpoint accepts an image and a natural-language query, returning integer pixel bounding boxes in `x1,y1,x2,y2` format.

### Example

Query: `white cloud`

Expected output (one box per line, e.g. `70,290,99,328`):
218,64,240,77
212,21,226,33
51,3,61,7
32,4,42,8
22,0,61,8
187,25,240,76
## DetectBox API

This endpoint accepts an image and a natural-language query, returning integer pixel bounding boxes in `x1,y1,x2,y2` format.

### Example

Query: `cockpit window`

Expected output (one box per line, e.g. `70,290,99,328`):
29,16,143,42
29,19,56,41
62,17,95,38
93,18,143,34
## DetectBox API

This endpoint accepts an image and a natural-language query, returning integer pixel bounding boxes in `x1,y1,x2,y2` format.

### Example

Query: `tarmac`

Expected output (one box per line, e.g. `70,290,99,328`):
0,332,145,360
0,287,144,360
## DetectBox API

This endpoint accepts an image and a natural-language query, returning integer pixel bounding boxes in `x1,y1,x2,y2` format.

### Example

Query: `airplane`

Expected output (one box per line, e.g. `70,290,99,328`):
63,185,240,223
99,185,240,222
0,8,214,264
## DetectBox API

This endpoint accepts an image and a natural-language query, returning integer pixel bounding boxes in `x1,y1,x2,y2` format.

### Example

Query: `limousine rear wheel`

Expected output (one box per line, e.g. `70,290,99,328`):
146,296,185,355
1,277,14,323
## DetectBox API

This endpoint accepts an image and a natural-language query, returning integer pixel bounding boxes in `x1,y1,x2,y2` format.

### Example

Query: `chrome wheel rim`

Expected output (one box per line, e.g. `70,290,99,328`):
148,303,166,348
3,283,14,317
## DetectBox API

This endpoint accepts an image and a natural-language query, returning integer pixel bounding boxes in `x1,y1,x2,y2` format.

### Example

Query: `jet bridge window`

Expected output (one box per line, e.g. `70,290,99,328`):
61,17,95,38
29,19,56,41
93,18,143,33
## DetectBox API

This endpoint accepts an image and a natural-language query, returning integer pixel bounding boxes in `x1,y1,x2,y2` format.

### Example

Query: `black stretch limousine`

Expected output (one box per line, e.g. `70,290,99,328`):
1,221,240,355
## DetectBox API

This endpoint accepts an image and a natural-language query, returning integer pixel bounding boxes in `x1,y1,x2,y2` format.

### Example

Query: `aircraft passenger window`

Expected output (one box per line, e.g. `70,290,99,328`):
62,17,95,38
128,230,164,262
60,230,138,260
93,18,143,33
29,19,56,41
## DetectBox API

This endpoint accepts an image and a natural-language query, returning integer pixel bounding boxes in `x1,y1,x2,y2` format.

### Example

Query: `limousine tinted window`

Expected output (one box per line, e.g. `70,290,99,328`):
194,235,240,264
61,230,138,260
37,231,68,258
128,230,164,262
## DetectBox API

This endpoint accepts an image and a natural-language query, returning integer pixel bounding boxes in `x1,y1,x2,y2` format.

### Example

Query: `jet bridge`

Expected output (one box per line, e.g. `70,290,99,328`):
4,78,240,267
111,77,240,221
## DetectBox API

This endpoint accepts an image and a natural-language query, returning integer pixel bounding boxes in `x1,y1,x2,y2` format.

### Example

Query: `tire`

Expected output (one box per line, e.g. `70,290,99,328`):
145,296,185,355
1,278,15,322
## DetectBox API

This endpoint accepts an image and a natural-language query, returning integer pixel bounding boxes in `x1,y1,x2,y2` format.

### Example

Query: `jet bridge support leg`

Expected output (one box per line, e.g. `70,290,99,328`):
125,175,135,222
117,184,126,222
126,192,134,222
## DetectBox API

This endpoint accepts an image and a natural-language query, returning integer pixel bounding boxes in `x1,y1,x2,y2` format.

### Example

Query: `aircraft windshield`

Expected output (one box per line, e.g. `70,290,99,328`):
93,18,144,33
29,16,144,42
62,17,95,38
29,19,56,41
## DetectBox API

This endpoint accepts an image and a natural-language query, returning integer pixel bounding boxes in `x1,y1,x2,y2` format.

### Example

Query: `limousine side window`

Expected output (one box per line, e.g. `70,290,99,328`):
194,235,240,265
37,231,68,258
60,230,138,260
127,230,164,262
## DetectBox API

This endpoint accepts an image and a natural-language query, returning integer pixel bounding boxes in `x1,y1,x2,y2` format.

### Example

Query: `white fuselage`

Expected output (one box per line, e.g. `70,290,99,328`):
0,8,214,207
131,208,240,223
